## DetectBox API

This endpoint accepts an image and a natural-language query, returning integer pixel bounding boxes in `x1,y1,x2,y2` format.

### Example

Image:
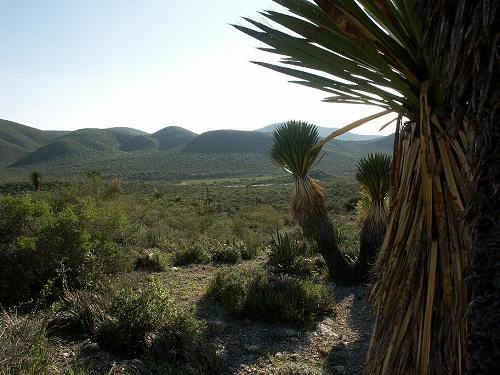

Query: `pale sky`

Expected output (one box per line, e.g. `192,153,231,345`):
0,0,396,135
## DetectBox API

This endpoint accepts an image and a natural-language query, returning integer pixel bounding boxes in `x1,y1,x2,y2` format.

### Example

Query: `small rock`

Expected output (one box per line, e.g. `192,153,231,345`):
290,353,299,361
171,266,179,271
61,351,72,358
333,365,347,374
244,344,260,352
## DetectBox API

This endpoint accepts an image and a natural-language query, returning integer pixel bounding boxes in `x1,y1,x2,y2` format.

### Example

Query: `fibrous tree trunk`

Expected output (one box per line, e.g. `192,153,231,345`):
354,200,387,283
366,83,471,374
291,177,355,285
417,1,499,372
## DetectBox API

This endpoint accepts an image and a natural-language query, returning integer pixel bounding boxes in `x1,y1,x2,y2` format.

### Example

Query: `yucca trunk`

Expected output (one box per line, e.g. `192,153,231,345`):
354,199,388,282
291,176,354,284
366,83,470,374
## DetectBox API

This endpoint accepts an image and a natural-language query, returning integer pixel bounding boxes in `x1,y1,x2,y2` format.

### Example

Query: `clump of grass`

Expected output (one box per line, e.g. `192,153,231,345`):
48,290,108,335
268,232,313,275
138,313,220,375
207,266,333,323
134,249,167,272
0,311,52,375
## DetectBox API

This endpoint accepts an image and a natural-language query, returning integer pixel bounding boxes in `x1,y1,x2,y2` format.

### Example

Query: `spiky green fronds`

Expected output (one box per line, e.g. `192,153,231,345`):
355,153,391,202
234,0,431,120
270,120,322,178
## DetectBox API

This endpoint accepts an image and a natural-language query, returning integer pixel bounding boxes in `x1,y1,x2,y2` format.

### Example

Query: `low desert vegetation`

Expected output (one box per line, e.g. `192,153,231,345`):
0,175,366,373
207,266,333,324
0,311,52,375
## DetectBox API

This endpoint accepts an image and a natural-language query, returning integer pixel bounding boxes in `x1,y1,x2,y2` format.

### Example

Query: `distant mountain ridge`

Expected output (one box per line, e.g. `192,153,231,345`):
257,123,384,141
0,119,394,181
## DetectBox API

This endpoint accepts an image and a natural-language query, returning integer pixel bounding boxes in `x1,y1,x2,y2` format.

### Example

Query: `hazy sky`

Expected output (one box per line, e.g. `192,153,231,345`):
0,0,396,135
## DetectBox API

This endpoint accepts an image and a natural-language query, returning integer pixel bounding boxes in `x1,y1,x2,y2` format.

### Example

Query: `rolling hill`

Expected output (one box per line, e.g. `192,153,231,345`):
1,120,394,182
258,123,384,141
0,119,68,164
152,126,197,150
183,130,272,154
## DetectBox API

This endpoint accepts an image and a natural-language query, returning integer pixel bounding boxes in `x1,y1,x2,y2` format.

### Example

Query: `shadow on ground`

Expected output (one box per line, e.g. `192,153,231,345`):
196,292,321,374
325,285,372,375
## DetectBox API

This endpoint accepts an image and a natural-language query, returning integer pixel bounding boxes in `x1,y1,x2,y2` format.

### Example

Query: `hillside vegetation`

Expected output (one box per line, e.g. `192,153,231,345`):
1,120,393,182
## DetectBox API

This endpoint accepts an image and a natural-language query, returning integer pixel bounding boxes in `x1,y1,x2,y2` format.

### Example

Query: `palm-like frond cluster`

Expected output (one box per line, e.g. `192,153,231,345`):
270,121,327,234
234,0,426,119
270,120,322,178
355,153,391,202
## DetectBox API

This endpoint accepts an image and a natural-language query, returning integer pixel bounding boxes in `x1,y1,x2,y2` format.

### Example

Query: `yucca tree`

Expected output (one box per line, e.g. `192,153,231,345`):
353,153,391,281
30,169,41,191
271,120,354,283
236,1,471,373
417,1,499,372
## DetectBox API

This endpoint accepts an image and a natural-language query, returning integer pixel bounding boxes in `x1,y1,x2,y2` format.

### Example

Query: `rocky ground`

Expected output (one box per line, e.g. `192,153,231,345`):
51,262,373,374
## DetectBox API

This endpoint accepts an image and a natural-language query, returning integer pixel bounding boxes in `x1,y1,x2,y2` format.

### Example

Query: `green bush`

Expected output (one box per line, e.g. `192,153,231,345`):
211,241,242,263
240,242,260,260
172,241,212,265
208,267,333,323
268,233,313,275
0,312,52,375
96,279,175,353
0,195,132,306
95,279,219,373
134,249,168,272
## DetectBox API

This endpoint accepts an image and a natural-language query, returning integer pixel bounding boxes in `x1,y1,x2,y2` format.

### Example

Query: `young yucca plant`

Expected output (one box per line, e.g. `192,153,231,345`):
30,169,42,191
271,121,354,284
353,153,391,281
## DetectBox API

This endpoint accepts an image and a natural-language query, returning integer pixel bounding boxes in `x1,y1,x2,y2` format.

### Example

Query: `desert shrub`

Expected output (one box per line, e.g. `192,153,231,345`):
211,241,242,263
96,279,175,353
208,267,333,323
0,194,132,306
333,223,360,261
0,312,52,375
48,290,108,335
240,242,260,260
138,313,220,375
172,240,212,265
134,249,168,272
240,231,265,260
95,279,219,373
268,232,313,275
